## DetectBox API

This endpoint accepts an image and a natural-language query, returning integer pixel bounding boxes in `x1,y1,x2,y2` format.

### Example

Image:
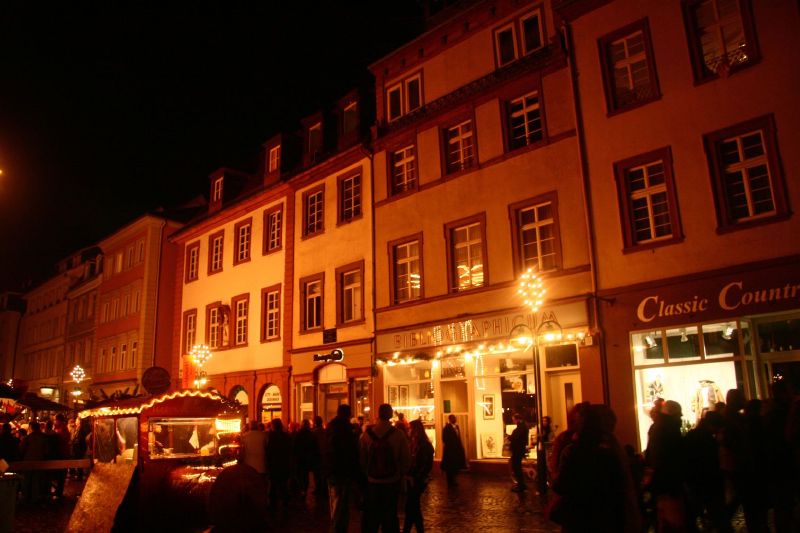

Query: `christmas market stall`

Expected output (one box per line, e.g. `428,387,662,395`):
67,389,243,532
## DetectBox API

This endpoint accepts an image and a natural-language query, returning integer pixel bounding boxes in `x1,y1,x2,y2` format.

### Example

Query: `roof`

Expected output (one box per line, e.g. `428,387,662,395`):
78,389,239,419
14,393,71,412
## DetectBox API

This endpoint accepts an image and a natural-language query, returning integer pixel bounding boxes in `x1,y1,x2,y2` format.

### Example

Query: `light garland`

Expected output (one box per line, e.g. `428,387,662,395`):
78,389,229,418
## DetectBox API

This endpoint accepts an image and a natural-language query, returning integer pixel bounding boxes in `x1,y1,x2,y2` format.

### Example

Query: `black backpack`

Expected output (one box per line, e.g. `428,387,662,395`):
366,426,396,479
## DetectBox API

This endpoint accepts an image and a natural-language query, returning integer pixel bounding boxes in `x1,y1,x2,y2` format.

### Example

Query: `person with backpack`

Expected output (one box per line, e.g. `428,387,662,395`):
360,403,411,533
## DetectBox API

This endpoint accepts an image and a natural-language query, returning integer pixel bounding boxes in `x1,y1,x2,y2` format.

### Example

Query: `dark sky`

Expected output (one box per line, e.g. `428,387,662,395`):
0,1,423,291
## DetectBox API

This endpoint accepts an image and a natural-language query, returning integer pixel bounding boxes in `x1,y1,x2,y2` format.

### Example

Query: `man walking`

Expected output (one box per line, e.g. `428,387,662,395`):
325,404,362,533
509,413,529,492
441,414,466,487
360,403,410,533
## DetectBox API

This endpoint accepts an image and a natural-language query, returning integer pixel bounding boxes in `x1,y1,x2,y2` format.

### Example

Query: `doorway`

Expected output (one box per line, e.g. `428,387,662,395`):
320,382,348,423
546,370,582,436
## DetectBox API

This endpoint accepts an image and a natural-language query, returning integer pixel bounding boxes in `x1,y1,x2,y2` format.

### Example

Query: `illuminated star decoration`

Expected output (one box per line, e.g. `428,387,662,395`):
70,365,86,384
517,267,546,313
190,345,213,368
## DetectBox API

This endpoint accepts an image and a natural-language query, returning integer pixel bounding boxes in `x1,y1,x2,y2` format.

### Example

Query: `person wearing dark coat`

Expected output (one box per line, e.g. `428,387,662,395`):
293,418,319,495
208,462,269,533
324,404,362,533
266,418,293,508
441,414,466,487
403,419,434,533
645,400,688,532
312,415,327,495
509,413,529,492
0,422,19,462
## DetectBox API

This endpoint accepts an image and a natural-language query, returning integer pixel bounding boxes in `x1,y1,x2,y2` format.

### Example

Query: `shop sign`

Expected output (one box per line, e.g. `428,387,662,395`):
377,301,587,353
314,348,344,362
142,366,171,395
629,262,800,327
262,385,282,406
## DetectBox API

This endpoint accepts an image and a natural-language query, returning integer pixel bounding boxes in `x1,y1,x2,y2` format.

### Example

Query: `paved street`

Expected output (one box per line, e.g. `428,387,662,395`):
12,470,561,532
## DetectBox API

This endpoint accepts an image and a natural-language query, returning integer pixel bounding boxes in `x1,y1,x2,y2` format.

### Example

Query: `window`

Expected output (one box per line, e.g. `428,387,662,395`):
261,285,281,341
308,122,322,159
614,147,683,250
112,298,119,320
386,72,423,122
391,235,423,304
102,301,109,323
682,0,759,82
183,309,197,354
390,145,417,195
111,346,117,371
338,172,362,223
703,115,788,231
303,185,325,237
126,247,135,268
130,341,137,369
123,294,129,316
336,261,364,325
120,344,128,370
599,19,660,113
268,145,281,173
115,253,123,273
446,214,487,292
207,304,223,349
212,177,223,202
134,290,140,312
263,205,283,254
208,230,224,274
232,294,249,346
137,240,145,263
507,91,544,151
99,348,107,373
234,218,252,265
343,101,359,135
511,193,563,273
444,120,475,174
185,242,200,282
493,9,544,68
301,274,324,331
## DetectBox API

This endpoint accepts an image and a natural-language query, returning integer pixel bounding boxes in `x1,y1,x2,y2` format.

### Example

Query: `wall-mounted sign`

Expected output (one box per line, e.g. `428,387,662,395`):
314,348,344,362
323,328,338,344
261,384,282,406
142,367,171,395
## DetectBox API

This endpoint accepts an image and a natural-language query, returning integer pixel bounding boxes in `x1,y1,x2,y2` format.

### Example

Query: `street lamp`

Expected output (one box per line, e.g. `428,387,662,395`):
511,267,550,493
190,344,213,389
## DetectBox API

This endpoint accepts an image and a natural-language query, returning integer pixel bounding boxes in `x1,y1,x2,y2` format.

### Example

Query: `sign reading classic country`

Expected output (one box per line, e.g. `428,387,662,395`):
635,277,800,324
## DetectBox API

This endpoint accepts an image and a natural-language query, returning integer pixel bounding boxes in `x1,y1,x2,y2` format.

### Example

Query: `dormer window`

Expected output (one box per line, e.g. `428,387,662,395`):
343,101,359,135
212,177,223,203
386,72,422,123
493,9,544,68
308,122,322,158
268,145,281,173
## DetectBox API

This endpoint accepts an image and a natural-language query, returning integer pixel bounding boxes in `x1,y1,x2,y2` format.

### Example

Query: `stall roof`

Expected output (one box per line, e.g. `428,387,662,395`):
78,389,235,419
15,393,71,412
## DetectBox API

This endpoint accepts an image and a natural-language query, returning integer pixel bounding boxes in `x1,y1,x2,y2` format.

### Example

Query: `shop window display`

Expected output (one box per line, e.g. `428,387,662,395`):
474,352,537,459
385,361,436,447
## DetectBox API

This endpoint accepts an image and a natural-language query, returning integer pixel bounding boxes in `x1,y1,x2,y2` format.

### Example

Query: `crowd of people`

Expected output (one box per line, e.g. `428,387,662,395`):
0,413,90,503
213,402,437,533
547,380,800,533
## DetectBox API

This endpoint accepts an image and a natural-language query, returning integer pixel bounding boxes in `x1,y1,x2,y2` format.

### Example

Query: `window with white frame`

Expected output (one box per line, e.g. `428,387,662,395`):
339,266,363,324
303,277,323,331
120,343,128,369
393,239,421,304
493,9,543,68
130,341,137,369
264,206,283,252
233,296,248,346
600,20,660,113
186,243,200,281
262,288,280,341
391,145,417,195
208,306,221,348
184,311,197,354
304,187,324,236
386,73,422,123
444,120,475,174
210,232,224,272
449,220,484,291
111,346,117,370
339,173,362,222
235,220,251,264
517,201,558,272
507,91,543,151
268,145,281,173
627,161,672,243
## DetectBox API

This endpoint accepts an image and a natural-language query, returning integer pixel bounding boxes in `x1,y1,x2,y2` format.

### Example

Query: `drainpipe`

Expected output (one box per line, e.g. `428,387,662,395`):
366,143,378,418
151,219,167,369
561,21,609,403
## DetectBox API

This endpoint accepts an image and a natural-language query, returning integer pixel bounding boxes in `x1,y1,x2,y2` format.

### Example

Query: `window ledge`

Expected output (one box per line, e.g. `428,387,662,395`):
622,234,685,254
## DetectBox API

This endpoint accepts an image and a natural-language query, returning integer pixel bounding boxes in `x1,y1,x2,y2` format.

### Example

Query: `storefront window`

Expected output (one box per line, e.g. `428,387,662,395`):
148,417,216,459
298,383,313,422
757,317,800,353
665,326,700,361
385,361,435,426
632,331,664,365
260,384,282,423
474,352,536,459
702,322,741,359
354,378,371,420
440,356,465,379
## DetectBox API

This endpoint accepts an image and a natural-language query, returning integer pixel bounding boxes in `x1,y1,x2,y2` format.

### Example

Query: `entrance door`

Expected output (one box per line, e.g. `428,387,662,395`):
546,370,582,436
320,382,348,423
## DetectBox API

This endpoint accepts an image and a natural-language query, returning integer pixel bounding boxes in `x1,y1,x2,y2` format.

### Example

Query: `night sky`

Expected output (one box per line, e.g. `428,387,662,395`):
0,1,423,291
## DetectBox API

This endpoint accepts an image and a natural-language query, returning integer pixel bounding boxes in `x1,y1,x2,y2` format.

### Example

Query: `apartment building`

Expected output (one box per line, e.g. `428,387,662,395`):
93,214,183,398
370,0,600,462
558,0,800,448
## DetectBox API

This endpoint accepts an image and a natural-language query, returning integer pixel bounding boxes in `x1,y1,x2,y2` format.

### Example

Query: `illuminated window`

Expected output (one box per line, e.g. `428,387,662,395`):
599,20,660,113
301,275,323,331
392,238,422,304
682,0,759,82
446,215,486,292
614,148,683,249
207,305,222,349
184,310,197,354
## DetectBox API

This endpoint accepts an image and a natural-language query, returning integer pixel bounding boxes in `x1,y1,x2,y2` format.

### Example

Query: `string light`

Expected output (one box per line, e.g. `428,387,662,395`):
190,345,213,368
70,365,86,384
517,267,546,313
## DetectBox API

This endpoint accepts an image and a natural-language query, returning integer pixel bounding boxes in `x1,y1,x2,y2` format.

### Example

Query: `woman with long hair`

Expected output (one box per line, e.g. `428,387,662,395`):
403,419,434,533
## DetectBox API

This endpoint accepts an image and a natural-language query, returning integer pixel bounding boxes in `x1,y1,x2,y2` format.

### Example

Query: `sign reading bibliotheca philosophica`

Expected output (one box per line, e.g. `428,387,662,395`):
627,260,800,328
376,301,588,354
